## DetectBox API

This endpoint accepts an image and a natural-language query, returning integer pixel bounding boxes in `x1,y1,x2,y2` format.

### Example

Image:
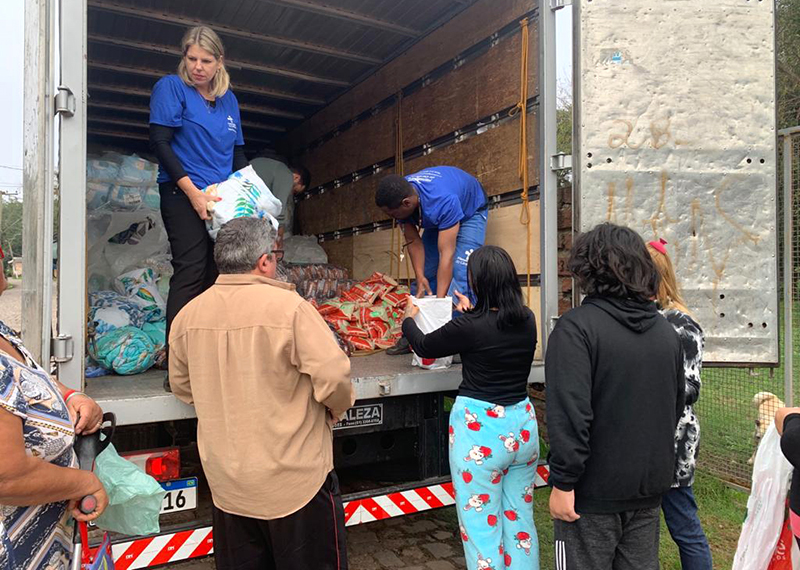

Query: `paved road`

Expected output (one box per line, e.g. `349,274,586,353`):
0,278,23,330
169,508,467,570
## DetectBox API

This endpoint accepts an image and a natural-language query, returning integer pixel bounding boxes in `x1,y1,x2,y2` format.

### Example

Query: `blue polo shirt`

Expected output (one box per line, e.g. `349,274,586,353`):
150,75,244,189
404,167,486,230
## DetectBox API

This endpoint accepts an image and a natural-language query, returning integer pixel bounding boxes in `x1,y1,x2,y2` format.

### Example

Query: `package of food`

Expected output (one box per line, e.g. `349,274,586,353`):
367,321,390,340
346,336,375,352
383,291,409,307
338,323,370,339
317,301,357,320
358,306,389,324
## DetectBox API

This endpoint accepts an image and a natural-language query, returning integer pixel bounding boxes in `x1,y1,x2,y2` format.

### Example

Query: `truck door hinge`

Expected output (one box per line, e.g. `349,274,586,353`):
51,335,74,363
550,153,572,171
55,86,75,117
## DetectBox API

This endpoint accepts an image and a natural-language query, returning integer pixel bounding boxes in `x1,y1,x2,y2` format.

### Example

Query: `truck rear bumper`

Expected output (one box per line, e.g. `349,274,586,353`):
90,353,545,426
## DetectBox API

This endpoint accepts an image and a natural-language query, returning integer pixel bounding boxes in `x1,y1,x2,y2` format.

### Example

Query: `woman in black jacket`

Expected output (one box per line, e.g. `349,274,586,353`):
403,245,540,570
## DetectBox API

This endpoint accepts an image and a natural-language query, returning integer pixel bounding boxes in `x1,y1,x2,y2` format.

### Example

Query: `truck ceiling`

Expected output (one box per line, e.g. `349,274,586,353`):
84,0,481,154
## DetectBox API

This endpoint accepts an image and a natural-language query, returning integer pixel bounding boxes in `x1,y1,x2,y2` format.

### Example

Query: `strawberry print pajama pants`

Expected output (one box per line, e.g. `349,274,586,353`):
449,395,540,570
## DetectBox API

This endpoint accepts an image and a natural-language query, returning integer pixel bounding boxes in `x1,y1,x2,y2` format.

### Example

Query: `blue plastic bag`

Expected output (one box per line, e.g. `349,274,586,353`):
94,443,165,536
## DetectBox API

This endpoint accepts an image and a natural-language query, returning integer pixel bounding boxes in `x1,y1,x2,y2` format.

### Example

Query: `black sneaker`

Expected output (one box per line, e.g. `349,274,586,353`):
386,337,411,355
163,372,172,393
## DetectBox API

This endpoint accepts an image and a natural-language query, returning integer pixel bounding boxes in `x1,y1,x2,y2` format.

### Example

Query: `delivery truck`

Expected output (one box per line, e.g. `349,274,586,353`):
23,0,562,566
23,0,780,566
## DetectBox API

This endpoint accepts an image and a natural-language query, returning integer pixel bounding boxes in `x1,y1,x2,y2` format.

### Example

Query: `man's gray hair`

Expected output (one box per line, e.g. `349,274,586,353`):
214,218,278,274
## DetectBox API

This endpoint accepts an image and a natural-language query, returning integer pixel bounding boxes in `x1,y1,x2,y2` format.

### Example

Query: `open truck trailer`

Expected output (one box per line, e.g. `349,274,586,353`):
23,0,782,566
23,0,561,566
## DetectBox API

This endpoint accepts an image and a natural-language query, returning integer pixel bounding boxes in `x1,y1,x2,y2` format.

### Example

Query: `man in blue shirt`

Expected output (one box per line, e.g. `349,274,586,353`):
376,166,488,353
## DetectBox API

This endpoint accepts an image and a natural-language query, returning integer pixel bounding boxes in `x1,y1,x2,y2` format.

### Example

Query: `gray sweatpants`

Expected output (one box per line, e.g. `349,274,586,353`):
552,507,660,570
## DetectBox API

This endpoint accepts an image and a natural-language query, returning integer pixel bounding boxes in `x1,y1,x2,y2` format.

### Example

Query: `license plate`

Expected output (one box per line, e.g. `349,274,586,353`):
160,477,198,514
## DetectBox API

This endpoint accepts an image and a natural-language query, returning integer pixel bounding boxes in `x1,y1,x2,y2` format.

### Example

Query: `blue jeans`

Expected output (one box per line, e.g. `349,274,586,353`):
418,209,488,311
661,486,713,570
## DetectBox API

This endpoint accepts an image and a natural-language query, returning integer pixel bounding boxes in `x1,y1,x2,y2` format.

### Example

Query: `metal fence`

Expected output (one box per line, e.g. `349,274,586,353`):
694,128,800,487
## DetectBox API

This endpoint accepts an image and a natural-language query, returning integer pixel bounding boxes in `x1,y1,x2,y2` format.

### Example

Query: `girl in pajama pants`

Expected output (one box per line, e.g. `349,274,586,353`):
451,397,540,570
402,245,540,570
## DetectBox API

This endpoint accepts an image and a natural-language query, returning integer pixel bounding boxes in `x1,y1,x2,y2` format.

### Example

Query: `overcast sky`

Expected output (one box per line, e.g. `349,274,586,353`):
0,3,573,198
0,1,24,196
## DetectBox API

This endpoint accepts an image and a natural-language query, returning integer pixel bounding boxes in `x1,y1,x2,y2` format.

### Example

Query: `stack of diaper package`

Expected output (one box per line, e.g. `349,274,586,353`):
85,153,170,377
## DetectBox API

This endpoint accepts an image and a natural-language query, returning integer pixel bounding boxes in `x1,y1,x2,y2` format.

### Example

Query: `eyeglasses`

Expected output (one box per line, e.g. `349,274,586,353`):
271,249,284,262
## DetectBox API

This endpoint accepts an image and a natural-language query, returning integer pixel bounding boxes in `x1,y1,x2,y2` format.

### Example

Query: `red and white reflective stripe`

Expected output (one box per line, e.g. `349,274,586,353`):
108,465,551,568
344,482,456,526
112,527,213,570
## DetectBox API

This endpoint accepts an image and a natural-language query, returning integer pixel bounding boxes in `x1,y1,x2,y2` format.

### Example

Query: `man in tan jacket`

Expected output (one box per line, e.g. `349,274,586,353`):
169,217,355,570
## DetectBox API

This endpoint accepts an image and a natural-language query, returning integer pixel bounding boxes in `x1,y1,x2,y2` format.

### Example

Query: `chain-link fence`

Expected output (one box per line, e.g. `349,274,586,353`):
694,130,800,487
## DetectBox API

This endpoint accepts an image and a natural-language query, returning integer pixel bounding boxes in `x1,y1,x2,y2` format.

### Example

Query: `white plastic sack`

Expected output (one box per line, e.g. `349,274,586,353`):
733,422,794,570
87,211,170,289
202,165,281,240
410,296,453,370
283,235,328,265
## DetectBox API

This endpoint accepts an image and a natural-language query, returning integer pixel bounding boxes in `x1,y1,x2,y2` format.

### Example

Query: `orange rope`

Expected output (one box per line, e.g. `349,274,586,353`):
515,18,532,307
394,91,411,282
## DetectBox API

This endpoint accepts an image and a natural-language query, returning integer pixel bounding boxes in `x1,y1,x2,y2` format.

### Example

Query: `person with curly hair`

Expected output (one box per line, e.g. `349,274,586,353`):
545,223,686,570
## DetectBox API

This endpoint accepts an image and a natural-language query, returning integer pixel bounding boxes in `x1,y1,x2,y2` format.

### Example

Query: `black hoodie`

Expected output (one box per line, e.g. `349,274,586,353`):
545,295,685,514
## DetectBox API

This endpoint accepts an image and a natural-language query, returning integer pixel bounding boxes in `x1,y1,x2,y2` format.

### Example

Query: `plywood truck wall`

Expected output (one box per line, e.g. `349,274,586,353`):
289,0,541,354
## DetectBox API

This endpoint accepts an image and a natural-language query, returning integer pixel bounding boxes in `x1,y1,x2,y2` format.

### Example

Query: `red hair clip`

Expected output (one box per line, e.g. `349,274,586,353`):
648,238,668,255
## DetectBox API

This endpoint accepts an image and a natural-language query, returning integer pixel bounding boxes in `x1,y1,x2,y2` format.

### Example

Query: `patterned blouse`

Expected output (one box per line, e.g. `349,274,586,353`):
662,309,704,488
0,320,77,570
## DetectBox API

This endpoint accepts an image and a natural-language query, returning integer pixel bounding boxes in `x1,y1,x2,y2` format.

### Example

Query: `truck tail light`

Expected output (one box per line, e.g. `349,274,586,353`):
121,447,181,482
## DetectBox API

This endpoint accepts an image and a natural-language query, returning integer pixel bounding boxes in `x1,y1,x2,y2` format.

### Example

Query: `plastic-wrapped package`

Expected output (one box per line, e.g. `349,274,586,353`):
89,326,156,375
142,186,160,210
117,154,158,186
87,157,121,182
108,185,144,210
202,165,282,240
87,181,111,210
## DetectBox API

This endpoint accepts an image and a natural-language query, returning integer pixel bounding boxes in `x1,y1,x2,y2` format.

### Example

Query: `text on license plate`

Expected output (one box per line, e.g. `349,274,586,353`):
160,477,198,514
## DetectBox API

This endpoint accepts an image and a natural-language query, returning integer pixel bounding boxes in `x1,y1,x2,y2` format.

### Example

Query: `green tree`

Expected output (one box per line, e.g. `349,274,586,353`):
778,0,800,128
0,198,23,259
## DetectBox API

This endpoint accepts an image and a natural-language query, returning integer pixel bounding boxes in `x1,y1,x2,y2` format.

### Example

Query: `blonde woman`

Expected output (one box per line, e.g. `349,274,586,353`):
647,238,712,570
149,27,247,382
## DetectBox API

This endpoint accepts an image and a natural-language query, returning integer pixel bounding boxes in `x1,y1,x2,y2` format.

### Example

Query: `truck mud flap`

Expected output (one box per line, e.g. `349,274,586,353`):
110,465,550,569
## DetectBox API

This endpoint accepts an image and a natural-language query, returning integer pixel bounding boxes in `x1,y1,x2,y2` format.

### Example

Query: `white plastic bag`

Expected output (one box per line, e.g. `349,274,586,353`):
283,235,328,264
410,296,453,370
732,422,794,570
202,165,282,240
87,211,170,288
